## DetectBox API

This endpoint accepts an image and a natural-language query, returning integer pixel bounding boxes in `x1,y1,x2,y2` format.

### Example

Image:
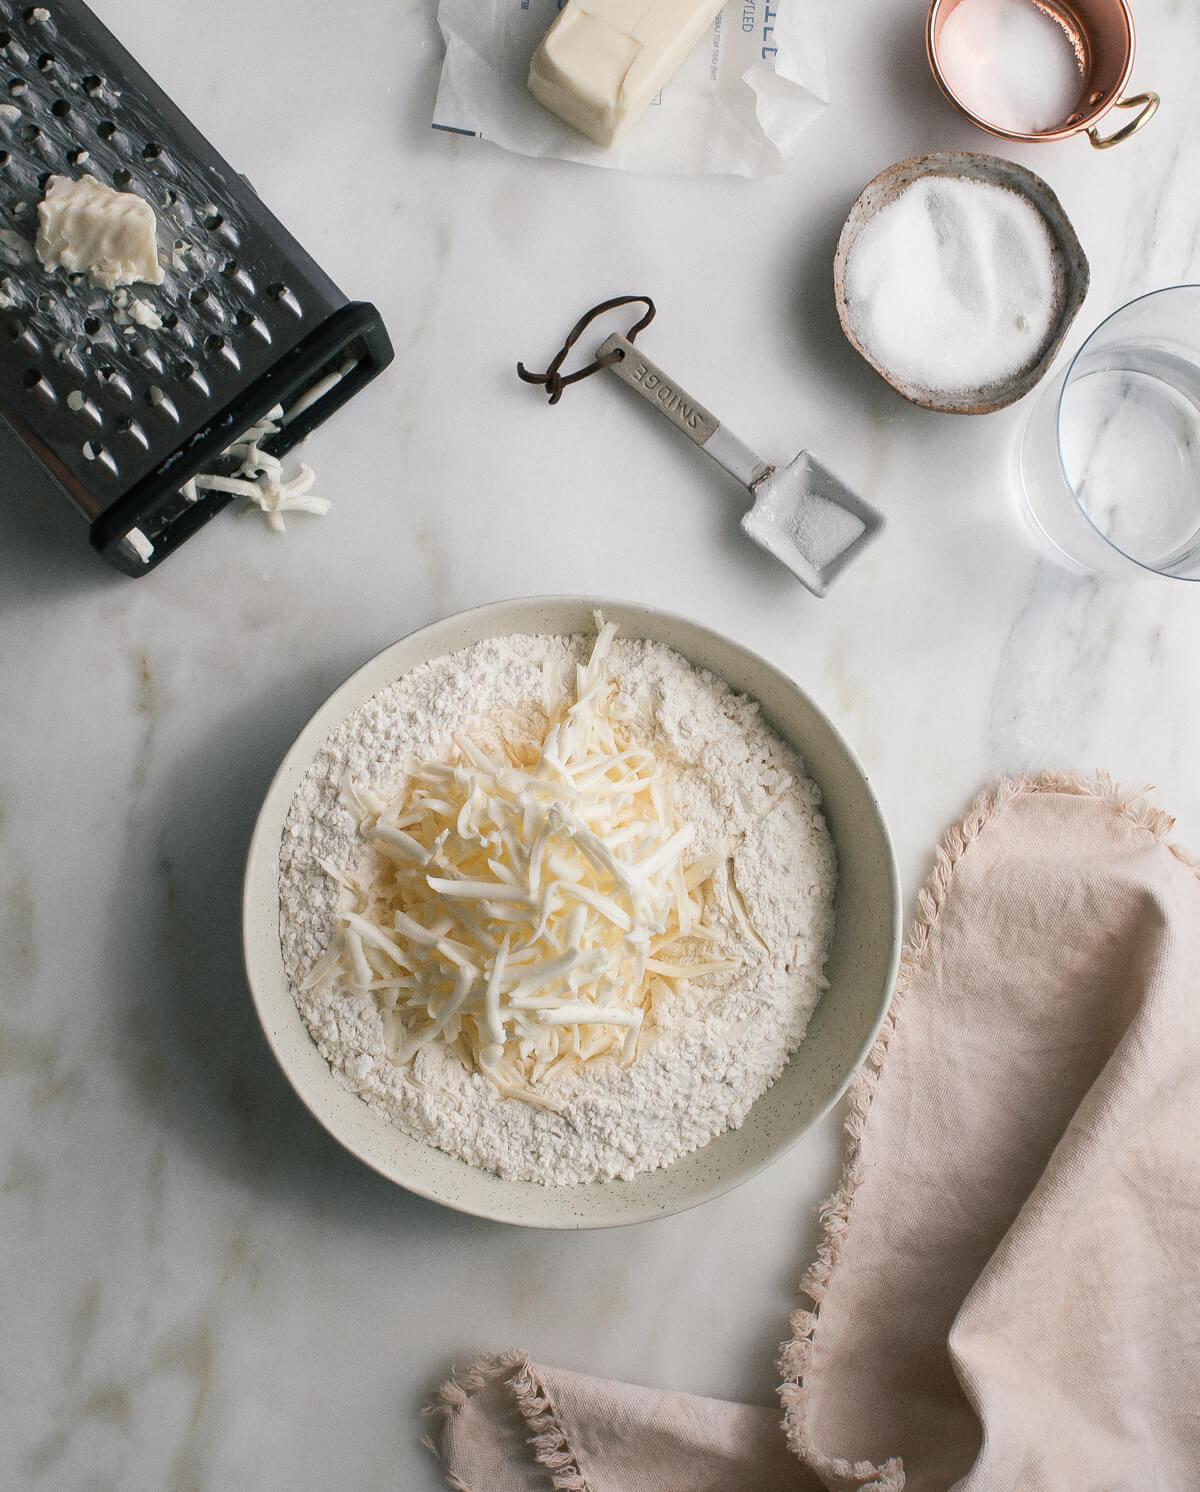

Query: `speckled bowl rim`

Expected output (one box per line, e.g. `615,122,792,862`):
834,151,1091,415
242,597,902,1230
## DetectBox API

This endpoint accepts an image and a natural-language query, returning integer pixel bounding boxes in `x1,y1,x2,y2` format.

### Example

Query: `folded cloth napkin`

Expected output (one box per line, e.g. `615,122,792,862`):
424,774,1200,1491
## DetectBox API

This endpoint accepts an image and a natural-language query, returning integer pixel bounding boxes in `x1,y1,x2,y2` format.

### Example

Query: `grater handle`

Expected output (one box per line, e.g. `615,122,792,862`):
596,332,773,491
90,301,393,575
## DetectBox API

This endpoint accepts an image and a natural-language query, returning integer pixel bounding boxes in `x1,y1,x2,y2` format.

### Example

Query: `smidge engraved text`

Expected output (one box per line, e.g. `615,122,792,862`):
630,360,705,430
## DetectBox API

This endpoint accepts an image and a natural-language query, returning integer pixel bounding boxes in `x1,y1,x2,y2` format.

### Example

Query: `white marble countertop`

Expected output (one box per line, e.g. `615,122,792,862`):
3,1,1200,1486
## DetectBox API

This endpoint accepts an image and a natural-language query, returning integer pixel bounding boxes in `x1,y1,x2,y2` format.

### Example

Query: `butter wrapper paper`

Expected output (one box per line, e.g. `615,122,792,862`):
433,1,827,177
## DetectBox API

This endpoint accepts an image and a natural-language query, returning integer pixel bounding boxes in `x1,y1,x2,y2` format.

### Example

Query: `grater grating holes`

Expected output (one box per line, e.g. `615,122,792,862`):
0,0,385,546
114,413,146,448
0,44,304,390
98,362,127,394
267,281,300,316
146,383,177,423
21,359,53,399
81,436,114,473
67,386,97,416
9,316,38,352
132,338,161,371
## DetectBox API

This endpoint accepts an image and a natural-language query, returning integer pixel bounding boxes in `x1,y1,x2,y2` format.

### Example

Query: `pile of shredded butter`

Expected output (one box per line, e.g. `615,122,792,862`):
304,619,731,1109
280,624,837,1185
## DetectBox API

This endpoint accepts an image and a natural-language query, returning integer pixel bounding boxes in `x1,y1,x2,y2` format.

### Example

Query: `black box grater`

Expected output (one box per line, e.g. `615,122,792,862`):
0,0,393,575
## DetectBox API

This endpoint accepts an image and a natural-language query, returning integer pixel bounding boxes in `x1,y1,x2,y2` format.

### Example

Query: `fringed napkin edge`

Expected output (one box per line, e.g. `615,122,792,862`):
776,769,1194,1492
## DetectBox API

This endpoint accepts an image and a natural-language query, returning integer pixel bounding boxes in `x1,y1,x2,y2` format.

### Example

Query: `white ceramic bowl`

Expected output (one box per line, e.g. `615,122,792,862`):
243,598,901,1228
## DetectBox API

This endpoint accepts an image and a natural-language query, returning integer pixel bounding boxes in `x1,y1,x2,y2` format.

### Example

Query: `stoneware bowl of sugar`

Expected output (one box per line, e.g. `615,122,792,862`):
243,597,901,1228
834,151,1089,414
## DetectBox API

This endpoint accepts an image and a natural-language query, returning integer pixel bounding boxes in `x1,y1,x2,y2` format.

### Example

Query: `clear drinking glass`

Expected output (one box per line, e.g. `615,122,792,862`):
1017,286,1200,578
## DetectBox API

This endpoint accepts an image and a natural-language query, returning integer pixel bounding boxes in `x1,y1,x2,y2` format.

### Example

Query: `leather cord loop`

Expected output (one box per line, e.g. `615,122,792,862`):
517,295,656,404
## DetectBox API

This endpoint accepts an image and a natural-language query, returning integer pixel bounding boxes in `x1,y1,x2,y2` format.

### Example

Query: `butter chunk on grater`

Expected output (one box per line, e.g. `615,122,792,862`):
0,0,393,576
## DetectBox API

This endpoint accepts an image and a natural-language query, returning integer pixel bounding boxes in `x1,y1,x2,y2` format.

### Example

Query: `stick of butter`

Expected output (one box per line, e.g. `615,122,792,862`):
528,0,725,148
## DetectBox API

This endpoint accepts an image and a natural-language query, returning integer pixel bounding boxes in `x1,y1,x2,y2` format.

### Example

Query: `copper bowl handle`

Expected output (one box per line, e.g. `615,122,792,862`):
1087,90,1160,149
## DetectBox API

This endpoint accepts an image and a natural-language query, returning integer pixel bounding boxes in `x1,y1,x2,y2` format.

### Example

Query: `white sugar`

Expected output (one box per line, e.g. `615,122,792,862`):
844,174,1060,395
787,496,865,569
938,0,1085,136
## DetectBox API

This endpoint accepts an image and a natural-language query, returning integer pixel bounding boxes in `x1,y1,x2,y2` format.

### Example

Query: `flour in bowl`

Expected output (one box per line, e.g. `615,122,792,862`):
278,625,836,1186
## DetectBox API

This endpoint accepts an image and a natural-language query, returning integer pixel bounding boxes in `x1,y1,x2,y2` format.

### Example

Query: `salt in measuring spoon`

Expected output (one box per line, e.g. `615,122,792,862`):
595,331,884,597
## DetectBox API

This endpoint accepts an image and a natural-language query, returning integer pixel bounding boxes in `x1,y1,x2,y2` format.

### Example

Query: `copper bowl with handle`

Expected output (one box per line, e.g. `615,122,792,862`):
926,0,1158,150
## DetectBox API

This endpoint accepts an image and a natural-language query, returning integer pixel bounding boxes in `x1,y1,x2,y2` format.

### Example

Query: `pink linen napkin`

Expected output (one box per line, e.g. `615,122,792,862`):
424,774,1200,1490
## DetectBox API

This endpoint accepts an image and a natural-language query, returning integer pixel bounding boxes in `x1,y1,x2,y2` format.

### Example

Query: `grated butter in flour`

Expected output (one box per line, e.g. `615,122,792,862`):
278,630,836,1186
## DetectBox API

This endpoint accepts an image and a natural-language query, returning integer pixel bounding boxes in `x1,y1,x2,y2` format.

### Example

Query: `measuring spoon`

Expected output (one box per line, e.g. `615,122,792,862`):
597,331,883,597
